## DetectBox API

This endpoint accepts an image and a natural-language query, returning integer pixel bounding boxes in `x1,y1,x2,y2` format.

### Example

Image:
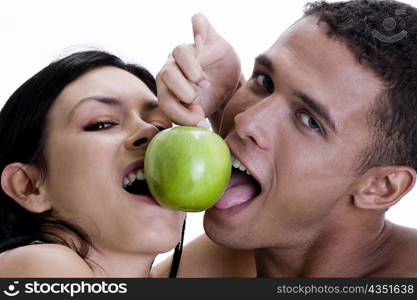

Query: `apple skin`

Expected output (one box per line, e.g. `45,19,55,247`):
144,126,232,212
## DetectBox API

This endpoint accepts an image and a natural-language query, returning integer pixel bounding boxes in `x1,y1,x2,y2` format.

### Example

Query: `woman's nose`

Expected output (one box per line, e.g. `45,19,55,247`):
132,137,149,147
125,122,159,151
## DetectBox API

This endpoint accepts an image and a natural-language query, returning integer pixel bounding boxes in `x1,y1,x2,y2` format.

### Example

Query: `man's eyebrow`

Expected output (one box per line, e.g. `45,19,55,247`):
255,54,274,73
68,96,122,120
293,90,337,133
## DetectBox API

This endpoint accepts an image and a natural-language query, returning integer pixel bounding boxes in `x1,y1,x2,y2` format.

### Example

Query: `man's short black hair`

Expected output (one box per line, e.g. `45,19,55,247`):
304,0,417,173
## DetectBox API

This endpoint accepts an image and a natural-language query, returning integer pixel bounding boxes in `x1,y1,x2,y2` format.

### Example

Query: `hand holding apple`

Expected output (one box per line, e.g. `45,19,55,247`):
144,126,231,212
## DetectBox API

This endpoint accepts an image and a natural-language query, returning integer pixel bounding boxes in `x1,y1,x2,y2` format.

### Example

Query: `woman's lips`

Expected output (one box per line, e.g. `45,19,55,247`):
120,159,161,207
124,189,161,207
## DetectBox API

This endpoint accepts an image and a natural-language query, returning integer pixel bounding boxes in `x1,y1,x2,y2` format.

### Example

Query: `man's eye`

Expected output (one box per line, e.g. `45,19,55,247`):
84,121,117,131
255,73,274,93
298,112,322,133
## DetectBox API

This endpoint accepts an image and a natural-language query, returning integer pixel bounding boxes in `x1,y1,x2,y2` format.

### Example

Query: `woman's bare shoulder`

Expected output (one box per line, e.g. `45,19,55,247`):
151,234,256,278
0,243,95,277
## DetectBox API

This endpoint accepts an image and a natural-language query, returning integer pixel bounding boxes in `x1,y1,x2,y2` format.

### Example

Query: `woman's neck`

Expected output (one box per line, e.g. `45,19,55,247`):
88,247,156,277
40,225,157,277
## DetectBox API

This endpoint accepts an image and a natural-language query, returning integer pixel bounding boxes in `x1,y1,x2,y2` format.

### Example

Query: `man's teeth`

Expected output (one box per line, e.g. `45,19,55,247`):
231,155,251,176
123,169,145,188
122,158,251,188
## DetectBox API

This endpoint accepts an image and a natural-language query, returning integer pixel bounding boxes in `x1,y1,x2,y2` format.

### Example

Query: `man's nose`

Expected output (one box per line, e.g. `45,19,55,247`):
125,121,159,151
234,98,276,150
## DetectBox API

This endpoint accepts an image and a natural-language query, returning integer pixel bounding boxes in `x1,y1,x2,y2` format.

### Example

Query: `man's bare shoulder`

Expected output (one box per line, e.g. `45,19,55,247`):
373,224,417,277
393,225,417,274
0,243,95,277
151,234,256,278
391,224,417,251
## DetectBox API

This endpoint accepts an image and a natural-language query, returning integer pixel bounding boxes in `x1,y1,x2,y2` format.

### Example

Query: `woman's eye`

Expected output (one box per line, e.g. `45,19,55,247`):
255,73,274,93
84,121,117,131
298,112,322,133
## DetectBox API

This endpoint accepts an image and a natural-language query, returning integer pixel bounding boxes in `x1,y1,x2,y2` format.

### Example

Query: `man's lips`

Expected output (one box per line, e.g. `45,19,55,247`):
209,132,264,211
225,136,265,192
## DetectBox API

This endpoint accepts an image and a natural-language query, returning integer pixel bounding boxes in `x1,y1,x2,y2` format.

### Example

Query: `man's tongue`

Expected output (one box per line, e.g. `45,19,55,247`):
214,169,258,210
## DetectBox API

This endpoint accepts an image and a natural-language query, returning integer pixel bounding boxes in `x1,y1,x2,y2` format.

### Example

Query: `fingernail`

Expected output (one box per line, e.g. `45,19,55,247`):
195,35,204,49
197,119,211,130
198,80,210,89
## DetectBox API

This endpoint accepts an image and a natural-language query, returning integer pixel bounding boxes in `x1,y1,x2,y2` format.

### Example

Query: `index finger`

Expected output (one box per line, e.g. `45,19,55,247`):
157,79,205,127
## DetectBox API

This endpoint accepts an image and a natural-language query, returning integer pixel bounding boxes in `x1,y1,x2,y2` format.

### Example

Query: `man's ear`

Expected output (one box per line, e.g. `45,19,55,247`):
1,163,51,213
352,166,416,210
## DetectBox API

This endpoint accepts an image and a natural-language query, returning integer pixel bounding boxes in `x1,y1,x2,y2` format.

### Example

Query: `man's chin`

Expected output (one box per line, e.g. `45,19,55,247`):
202,216,255,250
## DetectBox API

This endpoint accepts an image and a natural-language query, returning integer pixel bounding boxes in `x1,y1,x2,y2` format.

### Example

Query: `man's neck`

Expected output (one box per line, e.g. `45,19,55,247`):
254,219,395,277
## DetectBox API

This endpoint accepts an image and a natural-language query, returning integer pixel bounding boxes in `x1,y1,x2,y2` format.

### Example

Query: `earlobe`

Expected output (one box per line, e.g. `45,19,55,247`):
1,163,51,213
352,166,416,210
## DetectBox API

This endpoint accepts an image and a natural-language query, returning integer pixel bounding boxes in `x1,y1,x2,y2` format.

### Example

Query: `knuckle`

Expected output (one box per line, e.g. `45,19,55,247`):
183,92,197,104
155,70,164,82
158,98,170,111
172,45,183,58
173,43,192,58
157,61,176,81
191,70,204,82
160,68,172,83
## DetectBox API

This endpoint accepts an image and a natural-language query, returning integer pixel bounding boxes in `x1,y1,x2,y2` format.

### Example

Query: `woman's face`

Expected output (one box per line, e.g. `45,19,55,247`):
43,66,185,254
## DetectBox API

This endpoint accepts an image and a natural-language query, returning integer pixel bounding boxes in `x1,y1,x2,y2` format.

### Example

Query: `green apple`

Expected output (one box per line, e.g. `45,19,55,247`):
144,126,232,212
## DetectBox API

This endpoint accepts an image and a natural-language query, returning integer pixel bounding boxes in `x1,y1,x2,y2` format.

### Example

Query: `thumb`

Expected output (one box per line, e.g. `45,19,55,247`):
192,13,219,48
191,13,229,67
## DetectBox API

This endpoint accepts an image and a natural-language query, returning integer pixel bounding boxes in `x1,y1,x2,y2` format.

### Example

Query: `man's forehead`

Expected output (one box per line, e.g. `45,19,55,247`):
270,16,358,69
258,16,383,133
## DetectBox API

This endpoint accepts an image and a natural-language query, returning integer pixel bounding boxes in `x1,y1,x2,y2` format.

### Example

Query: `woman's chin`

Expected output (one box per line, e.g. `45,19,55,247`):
145,236,182,255
137,221,185,254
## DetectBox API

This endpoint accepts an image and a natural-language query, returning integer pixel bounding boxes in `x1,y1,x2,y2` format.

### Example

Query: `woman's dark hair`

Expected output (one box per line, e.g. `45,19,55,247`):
0,50,183,276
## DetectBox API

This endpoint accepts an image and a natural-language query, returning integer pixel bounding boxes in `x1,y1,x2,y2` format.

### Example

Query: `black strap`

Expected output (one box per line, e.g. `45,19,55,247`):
169,216,186,278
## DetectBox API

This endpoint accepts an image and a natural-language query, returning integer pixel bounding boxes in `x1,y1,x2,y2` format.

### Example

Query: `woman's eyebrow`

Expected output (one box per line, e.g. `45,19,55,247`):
144,100,159,110
68,96,122,120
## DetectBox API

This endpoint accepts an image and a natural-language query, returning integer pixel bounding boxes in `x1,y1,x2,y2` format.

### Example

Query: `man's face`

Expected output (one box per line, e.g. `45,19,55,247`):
204,17,383,249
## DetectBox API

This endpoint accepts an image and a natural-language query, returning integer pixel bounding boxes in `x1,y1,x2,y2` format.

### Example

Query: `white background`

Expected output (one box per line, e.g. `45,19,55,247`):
1,0,416,264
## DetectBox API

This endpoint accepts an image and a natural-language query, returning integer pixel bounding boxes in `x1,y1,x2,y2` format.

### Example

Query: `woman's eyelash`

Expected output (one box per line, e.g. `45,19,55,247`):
84,121,118,131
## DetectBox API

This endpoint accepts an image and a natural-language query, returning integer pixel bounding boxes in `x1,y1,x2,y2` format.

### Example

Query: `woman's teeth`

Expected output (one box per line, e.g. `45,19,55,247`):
123,169,145,188
231,155,251,176
122,159,250,188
